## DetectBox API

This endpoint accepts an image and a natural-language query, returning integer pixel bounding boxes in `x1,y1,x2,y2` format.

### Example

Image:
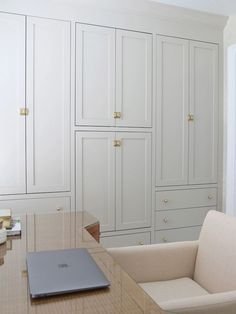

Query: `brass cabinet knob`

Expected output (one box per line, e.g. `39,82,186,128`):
113,140,122,147
163,217,168,224
188,113,194,122
139,241,144,245
162,199,168,204
161,237,168,243
113,112,121,119
208,195,213,200
56,207,63,212
20,108,29,116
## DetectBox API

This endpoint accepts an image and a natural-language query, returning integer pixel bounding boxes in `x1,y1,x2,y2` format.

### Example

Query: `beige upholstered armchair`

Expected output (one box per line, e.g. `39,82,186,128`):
108,211,236,314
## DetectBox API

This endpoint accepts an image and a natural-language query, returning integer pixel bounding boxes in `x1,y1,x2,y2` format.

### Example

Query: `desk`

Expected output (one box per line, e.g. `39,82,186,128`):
0,211,164,314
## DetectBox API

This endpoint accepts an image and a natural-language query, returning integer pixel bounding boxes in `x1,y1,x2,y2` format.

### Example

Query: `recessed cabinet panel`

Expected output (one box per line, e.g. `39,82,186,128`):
189,42,218,184
0,13,26,195
156,36,189,186
116,133,152,230
76,24,115,126
101,232,151,248
116,30,152,127
0,197,71,215
27,17,71,193
76,132,115,232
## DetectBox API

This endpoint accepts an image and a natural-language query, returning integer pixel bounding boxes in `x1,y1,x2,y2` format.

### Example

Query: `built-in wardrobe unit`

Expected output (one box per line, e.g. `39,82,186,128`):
0,0,226,247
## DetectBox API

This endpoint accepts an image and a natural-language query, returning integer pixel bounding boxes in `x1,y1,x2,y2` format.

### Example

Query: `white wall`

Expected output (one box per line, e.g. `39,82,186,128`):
224,16,236,215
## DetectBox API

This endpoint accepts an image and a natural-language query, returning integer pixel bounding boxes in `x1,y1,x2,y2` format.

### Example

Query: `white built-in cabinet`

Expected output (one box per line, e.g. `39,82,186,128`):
155,35,219,244
0,13,71,196
156,35,218,186
75,23,152,127
26,17,71,193
76,132,151,232
0,13,26,195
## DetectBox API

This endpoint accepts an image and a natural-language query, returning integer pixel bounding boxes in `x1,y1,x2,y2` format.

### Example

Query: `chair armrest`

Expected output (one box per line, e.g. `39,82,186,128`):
107,241,199,283
161,290,236,314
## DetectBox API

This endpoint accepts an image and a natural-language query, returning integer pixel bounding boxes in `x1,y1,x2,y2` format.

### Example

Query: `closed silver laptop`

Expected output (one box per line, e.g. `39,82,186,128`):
27,248,110,298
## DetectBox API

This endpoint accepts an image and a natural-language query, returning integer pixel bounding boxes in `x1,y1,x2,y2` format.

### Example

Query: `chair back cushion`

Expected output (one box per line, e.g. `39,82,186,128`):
194,210,236,293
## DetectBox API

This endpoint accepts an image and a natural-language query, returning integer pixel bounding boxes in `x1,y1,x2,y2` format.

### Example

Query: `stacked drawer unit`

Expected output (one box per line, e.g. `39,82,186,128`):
155,188,217,243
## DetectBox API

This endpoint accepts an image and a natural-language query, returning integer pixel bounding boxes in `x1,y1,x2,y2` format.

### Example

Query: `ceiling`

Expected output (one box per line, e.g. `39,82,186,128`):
151,0,236,16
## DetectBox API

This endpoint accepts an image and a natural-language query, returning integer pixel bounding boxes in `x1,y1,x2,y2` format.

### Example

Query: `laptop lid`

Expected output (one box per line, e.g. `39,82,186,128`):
27,248,110,298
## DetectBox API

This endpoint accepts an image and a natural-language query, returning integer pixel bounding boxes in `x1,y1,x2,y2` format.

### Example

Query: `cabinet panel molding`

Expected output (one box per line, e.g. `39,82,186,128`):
116,30,152,127
26,17,71,193
0,13,26,195
189,41,219,184
116,132,152,230
156,35,189,186
76,132,116,232
75,23,116,126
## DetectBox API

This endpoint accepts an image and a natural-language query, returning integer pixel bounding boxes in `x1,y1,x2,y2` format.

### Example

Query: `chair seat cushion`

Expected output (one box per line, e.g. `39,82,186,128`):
139,277,209,304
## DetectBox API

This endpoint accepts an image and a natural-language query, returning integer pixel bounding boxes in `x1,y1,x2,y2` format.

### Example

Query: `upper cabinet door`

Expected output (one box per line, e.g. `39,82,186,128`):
115,132,152,230
76,132,115,232
76,24,115,126
116,30,152,127
189,41,218,184
0,13,26,195
156,36,189,186
27,17,71,193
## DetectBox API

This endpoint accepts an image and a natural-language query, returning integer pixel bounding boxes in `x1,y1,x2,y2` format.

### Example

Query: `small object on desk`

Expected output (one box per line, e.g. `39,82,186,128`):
0,228,7,244
6,219,21,236
0,209,12,228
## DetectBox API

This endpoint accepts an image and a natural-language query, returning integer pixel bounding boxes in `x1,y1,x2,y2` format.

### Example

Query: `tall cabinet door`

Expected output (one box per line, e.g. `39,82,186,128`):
27,17,71,193
76,24,115,126
156,36,189,186
189,41,218,184
0,13,26,195
115,132,152,230
116,30,152,127
76,132,115,232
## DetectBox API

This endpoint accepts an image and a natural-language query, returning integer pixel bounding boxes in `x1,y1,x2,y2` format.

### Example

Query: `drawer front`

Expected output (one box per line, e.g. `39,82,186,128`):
155,207,214,230
156,188,217,210
155,226,201,244
0,197,71,215
101,232,151,248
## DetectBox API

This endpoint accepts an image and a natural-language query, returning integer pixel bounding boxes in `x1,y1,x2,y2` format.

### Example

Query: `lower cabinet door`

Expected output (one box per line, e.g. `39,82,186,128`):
76,132,116,232
101,232,151,248
155,226,201,244
0,196,71,215
115,132,152,230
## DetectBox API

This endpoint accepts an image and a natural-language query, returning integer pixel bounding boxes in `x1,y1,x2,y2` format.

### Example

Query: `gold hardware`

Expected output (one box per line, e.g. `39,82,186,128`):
22,270,28,277
139,241,144,245
20,108,29,116
113,112,121,119
163,217,168,224
162,237,168,243
113,140,121,147
188,114,194,122
208,195,213,200
162,199,168,204
56,207,63,212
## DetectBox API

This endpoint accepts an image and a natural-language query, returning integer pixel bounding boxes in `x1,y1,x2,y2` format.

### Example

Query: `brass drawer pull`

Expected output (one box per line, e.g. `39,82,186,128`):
163,217,168,224
139,241,144,245
188,114,194,122
162,199,168,204
208,195,213,200
161,237,168,243
113,140,122,147
113,112,121,119
20,108,29,116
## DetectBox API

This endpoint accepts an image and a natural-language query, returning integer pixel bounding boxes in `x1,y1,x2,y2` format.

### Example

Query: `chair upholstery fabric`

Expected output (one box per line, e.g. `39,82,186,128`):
139,277,209,304
108,210,236,314
194,211,236,293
